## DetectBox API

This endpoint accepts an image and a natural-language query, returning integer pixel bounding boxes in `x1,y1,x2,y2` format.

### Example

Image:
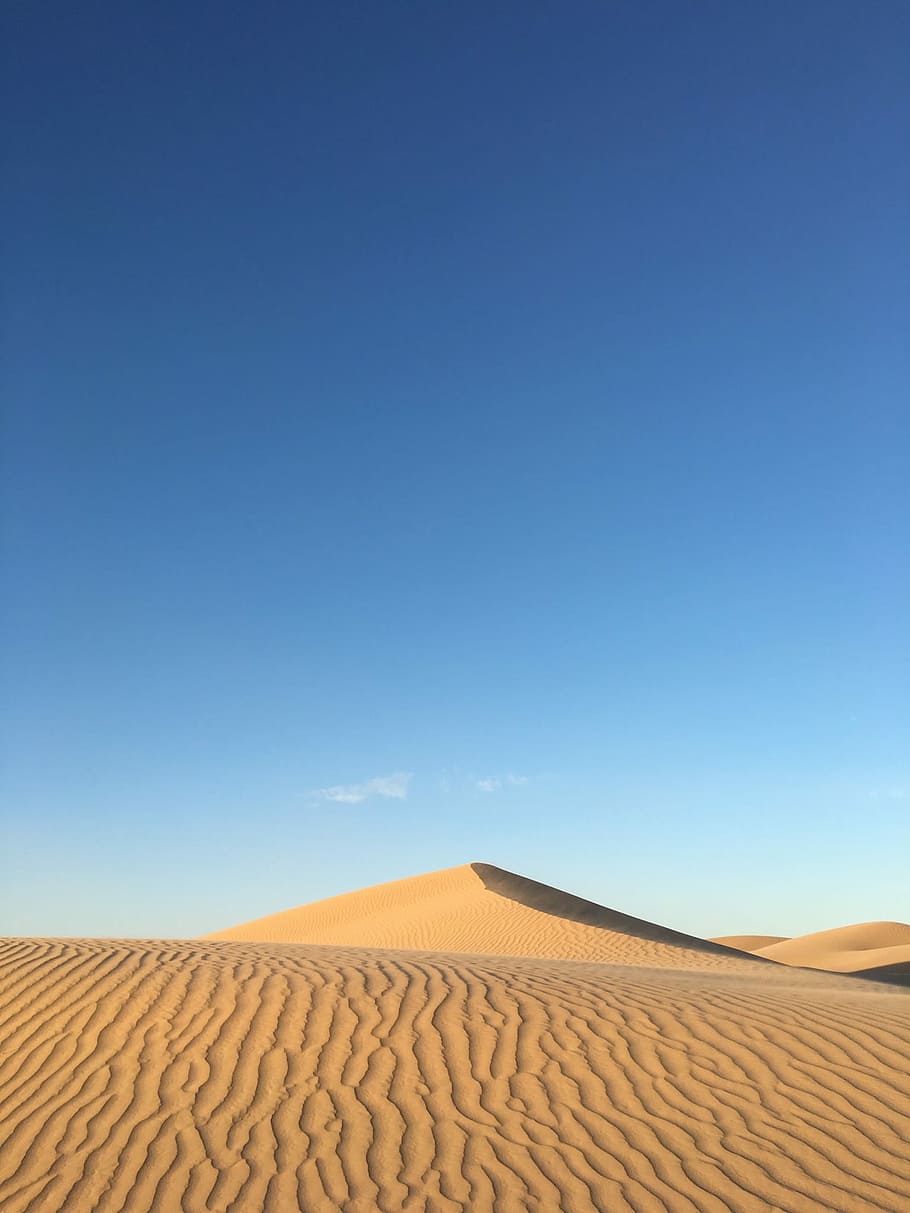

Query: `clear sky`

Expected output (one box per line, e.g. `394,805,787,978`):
3,2,908,940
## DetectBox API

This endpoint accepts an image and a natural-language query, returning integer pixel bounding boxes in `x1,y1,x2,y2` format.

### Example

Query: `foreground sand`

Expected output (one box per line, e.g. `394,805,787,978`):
2,866,909,1212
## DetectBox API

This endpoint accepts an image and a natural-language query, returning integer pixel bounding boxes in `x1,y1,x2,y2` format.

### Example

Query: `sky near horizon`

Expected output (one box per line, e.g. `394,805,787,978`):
3,2,908,940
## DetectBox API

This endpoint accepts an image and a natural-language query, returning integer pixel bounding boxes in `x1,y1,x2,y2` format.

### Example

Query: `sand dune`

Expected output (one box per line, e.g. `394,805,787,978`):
714,921,910,982
208,862,756,969
2,866,909,1212
711,934,789,952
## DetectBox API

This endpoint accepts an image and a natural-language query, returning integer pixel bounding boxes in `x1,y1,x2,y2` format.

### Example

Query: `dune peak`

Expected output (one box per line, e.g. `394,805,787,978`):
206,861,758,970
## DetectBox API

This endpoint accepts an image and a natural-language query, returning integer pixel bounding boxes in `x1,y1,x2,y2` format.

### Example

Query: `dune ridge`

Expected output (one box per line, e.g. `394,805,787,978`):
711,934,789,952
208,862,757,969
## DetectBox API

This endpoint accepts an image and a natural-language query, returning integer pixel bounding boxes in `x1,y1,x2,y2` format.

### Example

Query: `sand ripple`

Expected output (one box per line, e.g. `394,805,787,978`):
1,937,908,1212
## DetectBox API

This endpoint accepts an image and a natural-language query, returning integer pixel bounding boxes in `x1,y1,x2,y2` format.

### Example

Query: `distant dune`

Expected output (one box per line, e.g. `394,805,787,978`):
713,920,910,983
711,933,789,952
2,864,909,1212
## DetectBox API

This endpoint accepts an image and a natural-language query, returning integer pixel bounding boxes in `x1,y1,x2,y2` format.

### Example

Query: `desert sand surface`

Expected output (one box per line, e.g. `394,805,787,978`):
1,865,909,1213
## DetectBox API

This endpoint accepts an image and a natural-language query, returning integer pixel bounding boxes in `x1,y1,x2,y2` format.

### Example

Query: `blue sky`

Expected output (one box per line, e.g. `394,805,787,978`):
3,2,908,939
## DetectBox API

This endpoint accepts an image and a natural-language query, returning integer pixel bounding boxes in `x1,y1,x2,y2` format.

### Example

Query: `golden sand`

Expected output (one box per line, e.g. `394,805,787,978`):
1,864,908,1212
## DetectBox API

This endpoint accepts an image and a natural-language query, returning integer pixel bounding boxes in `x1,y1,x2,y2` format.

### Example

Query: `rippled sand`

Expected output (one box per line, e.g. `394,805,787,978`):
2,866,908,1212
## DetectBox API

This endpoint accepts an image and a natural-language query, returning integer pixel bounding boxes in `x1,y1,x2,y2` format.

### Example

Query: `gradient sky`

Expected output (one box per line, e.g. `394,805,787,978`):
3,2,908,940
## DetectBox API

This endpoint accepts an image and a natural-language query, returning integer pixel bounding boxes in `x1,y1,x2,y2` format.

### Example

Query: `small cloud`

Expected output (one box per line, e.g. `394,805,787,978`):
474,773,529,793
312,772,412,804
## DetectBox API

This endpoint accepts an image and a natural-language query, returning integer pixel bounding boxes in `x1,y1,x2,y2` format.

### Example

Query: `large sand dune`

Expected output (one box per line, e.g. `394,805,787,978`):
208,862,755,969
2,865,909,1212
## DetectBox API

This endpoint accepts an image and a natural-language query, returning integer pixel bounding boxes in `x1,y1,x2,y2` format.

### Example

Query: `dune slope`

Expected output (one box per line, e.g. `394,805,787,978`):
1,936,909,1213
207,862,755,969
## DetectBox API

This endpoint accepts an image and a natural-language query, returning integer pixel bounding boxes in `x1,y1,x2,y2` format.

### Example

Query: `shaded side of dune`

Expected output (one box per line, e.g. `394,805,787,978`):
854,961,910,987
470,863,763,961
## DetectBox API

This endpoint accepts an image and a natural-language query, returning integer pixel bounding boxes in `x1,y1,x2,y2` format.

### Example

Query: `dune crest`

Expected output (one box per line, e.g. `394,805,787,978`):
207,862,756,969
711,934,789,952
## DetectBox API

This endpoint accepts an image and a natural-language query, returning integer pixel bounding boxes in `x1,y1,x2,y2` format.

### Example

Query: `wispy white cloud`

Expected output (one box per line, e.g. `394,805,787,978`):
474,773,529,793
312,772,412,804
475,777,501,793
